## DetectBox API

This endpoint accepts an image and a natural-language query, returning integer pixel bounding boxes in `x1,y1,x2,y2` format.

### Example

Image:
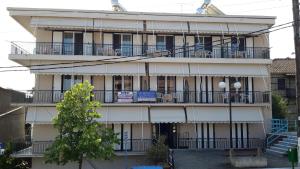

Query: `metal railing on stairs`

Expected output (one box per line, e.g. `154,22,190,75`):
266,119,288,147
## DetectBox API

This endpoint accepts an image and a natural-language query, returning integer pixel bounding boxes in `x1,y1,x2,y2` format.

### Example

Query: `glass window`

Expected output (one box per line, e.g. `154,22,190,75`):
62,75,72,91
229,77,245,92
157,76,165,93
167,76,176,93
74,75,83,84
156,36,166,50
140,76,149,91
195,36,204,50
124,76,133,91
278,78,286,90
122,34,132,56
231,37,245,51
63,33,73,55
114,76,122,91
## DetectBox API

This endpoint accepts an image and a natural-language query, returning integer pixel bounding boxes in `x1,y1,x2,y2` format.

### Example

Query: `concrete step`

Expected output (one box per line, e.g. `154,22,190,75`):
273,143,295,149
282,137,297,143
278,140,298,146
266,148,287,156
269,146,288,153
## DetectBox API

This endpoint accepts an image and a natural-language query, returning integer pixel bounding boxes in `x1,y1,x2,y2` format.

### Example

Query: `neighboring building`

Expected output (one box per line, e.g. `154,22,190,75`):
270,58,296,119
8,5,275,169
0,87,26,143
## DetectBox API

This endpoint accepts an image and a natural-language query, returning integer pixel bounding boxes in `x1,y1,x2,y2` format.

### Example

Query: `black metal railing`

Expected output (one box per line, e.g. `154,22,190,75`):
177,138,265,150
12,90,270,104
11,42,270,59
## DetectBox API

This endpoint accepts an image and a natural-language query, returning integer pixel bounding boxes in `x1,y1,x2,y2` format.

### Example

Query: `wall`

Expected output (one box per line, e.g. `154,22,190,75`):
36,29,52,42
32,156,152,169
0,107,25,142
35,75,53,90
32,124,58,141
132,124,151,139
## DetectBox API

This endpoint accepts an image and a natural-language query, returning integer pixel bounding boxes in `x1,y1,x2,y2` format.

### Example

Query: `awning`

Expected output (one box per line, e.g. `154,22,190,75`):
31,62,146,76
189,22,268,35
27,106,149,124
31,17,94,29
189,64,269,77
94,19,143,31
186,107,263,123
150,107,186,123
98,107,149,124
149,63,190,76
147,21,188,32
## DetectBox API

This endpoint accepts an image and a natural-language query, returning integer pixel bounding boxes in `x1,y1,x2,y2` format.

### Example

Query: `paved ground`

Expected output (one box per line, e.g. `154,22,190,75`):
173,150,293,169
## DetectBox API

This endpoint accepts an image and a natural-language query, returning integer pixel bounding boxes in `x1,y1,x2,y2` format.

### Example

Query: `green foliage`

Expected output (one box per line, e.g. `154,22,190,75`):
0,143,29,169
272,93,288,119
147,136,169,164
44,81,119,168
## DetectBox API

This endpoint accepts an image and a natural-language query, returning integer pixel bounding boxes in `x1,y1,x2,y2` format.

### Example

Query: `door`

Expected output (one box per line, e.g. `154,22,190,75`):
155,123,177,149
74,33,83,55
113,34,121,55
166,36,174,57
122,34,132,56
184,79,190,103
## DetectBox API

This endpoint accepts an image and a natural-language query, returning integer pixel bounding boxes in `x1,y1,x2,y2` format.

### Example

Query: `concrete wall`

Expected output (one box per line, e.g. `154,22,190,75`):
36,29,52,42
35,75,53,90
32,124,58,141
0,107,25,142
132,124,152,139
32,156,152,169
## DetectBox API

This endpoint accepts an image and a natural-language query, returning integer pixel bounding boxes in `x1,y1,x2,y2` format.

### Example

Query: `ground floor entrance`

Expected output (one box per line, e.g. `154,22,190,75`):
153,123,178,148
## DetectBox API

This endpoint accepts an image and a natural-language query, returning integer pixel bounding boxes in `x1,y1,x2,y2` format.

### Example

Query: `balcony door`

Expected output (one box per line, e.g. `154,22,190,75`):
113,34,132,56
63,32,83,55
156,36,174,57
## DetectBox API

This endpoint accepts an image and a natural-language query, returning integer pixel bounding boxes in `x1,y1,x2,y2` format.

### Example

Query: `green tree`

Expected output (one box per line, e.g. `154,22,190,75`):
45,81,119,169
147,136,169,164
272,93,288,119
0,142,29,169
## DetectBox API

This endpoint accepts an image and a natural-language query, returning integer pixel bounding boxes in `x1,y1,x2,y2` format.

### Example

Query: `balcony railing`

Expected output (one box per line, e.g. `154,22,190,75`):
16,138,264,156
13,90,270,104
10,42,270,59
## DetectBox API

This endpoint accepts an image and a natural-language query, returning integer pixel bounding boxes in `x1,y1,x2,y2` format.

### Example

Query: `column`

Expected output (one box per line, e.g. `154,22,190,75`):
176,76,184,102
201,77,207,103
114,124,122,150
248,77,253,103
150,76,157,91
207,77,213,103
105,75,113,102
83,75,91,83
53,75,61,102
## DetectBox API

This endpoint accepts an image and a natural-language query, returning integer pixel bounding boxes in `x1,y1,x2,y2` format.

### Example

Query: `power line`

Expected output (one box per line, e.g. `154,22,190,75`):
0,21,293,73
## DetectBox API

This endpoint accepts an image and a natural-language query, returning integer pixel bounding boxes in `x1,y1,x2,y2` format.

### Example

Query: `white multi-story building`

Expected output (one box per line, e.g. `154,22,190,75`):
8,5,275,169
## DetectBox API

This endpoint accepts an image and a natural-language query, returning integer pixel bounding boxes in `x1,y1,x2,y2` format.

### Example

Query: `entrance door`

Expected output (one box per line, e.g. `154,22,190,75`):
74,33,83,55
155,123,177,148
166,36,174,57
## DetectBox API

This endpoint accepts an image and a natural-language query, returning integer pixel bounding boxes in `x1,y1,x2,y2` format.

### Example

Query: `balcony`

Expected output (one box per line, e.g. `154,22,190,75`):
12,90,270,105
10,42,270,59
12,138,265,157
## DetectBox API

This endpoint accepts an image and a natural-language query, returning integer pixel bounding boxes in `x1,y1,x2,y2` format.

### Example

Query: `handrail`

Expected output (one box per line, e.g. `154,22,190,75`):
266,122,288,147
168,149,175,169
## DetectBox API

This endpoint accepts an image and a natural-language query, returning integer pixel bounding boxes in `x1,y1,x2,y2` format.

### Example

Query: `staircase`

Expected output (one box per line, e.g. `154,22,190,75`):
266,133,297,155
266,119,298,156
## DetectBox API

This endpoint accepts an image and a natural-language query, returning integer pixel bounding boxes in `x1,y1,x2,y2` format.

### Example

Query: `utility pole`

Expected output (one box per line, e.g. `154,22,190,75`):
292,0,300,162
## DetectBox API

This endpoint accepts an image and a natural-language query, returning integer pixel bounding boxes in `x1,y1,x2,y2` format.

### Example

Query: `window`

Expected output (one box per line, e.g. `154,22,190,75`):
156,36,166,50
167,76,176,93
62,75,83,92
278,78,286,90
140,76,149,90
63,33,73,55
114,76,122,91
231,37,245,51
124,76,133,91
157,76,176,93
113,76,133,91
195,36,212,51
157,76,165,93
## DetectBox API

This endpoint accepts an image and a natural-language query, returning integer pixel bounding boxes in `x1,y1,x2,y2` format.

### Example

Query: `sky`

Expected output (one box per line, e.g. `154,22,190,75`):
0,0,294,90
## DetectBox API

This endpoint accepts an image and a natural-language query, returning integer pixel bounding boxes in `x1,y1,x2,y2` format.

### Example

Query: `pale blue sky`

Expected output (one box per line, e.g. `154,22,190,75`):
0,0,293,90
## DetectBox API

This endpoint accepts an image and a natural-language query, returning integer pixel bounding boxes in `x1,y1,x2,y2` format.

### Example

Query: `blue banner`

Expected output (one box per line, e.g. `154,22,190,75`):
137,91,157,102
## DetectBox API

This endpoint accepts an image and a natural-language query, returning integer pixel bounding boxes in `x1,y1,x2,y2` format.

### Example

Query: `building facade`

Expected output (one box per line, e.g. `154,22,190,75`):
270,58,296,120
8,6,275,169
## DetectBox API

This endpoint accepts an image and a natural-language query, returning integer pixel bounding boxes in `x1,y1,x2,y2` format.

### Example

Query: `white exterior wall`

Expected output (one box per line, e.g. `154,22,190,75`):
103,33,113,44
105,75,113,102
150,76,157,91
36,29,52,42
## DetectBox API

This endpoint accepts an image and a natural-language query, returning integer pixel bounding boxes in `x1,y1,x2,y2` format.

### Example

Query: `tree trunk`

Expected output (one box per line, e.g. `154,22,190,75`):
78,155,83,169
